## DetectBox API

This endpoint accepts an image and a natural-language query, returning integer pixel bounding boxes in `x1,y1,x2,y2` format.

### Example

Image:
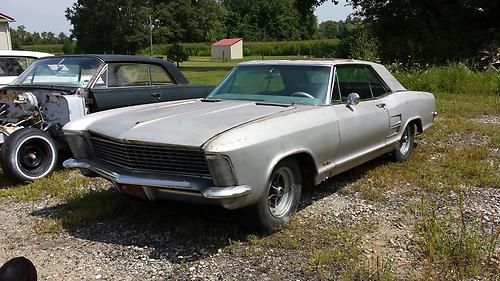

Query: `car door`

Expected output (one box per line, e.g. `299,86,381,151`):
90,63,162,112
331,65,390,167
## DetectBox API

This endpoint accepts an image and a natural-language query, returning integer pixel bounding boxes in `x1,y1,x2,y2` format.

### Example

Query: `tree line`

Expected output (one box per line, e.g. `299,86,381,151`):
301,0,500,63
65,0,320,54
10,25,71,48
15,0,500,64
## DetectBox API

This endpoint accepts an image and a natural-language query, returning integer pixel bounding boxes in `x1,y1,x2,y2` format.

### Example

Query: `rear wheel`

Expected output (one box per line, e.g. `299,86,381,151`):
392,123,415,162
247,159,302,233
0,128,58,182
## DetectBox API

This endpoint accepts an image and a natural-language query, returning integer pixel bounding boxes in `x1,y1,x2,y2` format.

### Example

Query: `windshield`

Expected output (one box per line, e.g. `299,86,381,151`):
15,57,103,87
207,65,332,105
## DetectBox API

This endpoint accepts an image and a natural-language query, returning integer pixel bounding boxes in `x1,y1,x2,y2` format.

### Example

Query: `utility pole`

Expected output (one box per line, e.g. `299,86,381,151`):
149,15,153,56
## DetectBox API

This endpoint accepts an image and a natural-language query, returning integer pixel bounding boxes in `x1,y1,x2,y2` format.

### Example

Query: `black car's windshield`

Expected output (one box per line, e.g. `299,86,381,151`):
207,65,332,105
15,57,103,87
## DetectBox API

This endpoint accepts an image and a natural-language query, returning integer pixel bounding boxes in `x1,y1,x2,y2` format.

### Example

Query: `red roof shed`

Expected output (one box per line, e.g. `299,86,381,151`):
211,38,243,60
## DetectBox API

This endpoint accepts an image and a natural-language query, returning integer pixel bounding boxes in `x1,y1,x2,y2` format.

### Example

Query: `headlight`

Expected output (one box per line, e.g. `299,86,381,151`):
64,131,91,159
206,155,237,187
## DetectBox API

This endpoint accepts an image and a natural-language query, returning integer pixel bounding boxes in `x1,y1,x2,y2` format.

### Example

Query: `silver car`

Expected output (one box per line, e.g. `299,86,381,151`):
63,60,437,232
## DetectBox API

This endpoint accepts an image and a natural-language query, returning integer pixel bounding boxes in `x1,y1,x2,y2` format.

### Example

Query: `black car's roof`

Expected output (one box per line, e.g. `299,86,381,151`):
46,54,164,64
39,54,188,84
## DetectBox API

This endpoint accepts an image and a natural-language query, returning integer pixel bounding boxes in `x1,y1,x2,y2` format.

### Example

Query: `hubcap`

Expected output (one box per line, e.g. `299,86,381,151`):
399,126,411,155
268,167,295,218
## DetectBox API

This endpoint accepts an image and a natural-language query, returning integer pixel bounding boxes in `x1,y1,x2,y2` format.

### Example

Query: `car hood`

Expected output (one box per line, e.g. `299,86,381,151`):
78,99,296,147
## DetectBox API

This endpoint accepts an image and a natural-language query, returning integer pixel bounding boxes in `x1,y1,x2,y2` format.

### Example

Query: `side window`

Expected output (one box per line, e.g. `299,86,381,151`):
107,63,150,87
334,65,389,100
331,70,341,102
150,64,173,85
0,57,25,76
365,68,388,97
335,65,373,100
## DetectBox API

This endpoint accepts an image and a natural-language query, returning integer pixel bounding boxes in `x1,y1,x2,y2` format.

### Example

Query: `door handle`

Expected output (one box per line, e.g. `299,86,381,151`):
151,93,161,98
376,103,386,109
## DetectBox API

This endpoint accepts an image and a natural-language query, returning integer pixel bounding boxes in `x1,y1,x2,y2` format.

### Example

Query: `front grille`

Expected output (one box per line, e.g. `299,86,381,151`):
89,133,211,177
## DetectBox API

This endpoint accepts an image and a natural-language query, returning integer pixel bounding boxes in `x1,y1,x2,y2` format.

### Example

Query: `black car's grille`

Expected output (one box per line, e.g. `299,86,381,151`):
89,133,211,177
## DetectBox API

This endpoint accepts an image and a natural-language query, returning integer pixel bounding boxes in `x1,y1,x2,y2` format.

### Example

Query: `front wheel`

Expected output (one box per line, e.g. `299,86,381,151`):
0,128,58,182
247,159,302,233
392,123,415,162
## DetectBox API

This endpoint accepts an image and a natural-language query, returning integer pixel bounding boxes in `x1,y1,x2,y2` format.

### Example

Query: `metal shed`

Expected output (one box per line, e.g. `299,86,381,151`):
211,38,243,60
0,12,14,50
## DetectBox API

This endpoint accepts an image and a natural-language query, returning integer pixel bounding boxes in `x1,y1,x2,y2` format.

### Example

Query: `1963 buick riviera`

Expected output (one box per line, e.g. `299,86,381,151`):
63,60,437,232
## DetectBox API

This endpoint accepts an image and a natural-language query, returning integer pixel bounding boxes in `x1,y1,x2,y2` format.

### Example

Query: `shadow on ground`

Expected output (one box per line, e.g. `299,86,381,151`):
30,156,391,264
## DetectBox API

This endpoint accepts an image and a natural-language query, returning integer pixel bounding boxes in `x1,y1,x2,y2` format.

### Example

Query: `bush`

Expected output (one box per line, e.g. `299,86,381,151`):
20,44,64,54
393,63,500,96
339,26,380,61
167,43,189,67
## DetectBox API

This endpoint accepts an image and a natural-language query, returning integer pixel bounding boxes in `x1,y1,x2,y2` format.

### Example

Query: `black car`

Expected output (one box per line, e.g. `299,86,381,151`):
0,54,214,182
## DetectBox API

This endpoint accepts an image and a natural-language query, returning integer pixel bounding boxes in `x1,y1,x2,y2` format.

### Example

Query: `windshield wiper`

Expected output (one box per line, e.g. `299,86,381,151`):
255,101,294,107
201,98,221,102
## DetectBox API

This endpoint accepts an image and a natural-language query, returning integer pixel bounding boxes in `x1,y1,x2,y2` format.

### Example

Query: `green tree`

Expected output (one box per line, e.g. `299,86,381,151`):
66,0,149,54
297,0,500,63
318,20,340,39
167,42,189,67
223,0,317,41
63,39,76,54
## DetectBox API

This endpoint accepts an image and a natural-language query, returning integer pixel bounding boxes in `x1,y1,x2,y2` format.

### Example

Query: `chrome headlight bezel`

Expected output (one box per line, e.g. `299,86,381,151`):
64,131,92,159
206,154,238,187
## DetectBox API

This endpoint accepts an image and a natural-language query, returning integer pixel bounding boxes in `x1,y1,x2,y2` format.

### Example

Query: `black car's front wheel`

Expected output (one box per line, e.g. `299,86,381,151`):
248,159,302,233
0,128,58,183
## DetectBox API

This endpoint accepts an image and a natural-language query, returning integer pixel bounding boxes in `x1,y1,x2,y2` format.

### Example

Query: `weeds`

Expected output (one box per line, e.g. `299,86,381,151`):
414,196,499,279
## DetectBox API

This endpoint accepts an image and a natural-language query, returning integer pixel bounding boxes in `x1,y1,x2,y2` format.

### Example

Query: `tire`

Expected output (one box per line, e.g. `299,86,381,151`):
247,159,302,233
392,123,415,162
0,128,58,182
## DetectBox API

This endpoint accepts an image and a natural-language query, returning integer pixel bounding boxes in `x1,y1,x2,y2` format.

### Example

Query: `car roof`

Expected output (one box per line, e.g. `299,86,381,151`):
0,50,53,58
44,54,167,64
34,54,189,84
238,59,407,92
238,59,379,67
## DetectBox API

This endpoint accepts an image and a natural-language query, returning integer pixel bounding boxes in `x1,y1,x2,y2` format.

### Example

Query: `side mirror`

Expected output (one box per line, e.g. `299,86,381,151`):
346,92,360,107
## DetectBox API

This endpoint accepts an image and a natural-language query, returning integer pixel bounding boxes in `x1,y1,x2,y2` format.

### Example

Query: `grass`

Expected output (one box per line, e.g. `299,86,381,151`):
247,220,394,280
179,56,304,84
0,169,97,202
414,197,499,280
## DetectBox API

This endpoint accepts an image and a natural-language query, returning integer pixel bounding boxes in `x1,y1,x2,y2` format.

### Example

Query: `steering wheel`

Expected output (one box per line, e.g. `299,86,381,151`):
291,91,315,99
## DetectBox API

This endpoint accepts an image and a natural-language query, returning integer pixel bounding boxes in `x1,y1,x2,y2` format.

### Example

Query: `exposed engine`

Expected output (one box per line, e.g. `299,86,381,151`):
0,88,87,144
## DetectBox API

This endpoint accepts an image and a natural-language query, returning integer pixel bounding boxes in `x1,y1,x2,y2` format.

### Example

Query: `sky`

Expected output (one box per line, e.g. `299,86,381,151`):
1,0,354,35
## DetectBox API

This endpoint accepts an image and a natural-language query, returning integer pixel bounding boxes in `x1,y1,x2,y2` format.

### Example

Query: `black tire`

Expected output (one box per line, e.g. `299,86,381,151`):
0,128,58,182
247,159,302,233
392,123,415,162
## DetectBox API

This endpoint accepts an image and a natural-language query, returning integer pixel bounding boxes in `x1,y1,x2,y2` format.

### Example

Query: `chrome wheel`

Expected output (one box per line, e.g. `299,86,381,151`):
398,125,412,155
268,166,295,218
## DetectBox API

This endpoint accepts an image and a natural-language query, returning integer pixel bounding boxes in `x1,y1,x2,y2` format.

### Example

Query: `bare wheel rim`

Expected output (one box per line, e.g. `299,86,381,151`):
268,167,295,218
399,126,411,155
16,137,53,177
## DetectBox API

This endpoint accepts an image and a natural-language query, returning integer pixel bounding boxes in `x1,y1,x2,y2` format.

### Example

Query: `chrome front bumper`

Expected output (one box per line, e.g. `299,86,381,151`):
63,158,252,209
